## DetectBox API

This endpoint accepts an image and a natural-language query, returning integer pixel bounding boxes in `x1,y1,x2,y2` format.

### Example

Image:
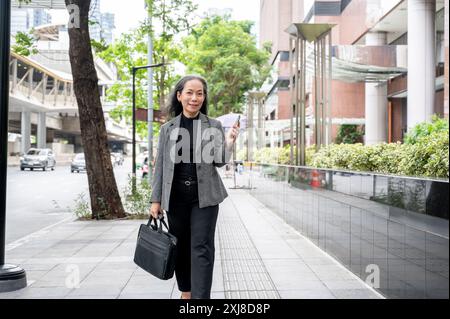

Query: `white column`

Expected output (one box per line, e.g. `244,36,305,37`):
407,0,436,129
437,31,445,64
20,111,31,154
37,112,47,149
365,82,388,144
365,32,388,145
270,130,275,148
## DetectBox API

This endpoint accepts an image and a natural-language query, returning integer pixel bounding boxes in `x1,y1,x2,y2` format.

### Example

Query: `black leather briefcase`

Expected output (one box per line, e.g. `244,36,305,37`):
134,216,177,280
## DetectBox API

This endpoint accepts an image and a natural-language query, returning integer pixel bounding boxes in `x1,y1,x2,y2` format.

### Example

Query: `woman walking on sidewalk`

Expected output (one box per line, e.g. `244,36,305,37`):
149,75,239,299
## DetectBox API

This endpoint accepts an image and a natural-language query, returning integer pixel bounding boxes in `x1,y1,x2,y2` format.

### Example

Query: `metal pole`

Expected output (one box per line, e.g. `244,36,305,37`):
314,41,319,151
300,39,306,166
0,0,9,269
321,36,326,147
132,68,136,192
131,62,165,191
147,2,154,184
295,38,300,166
328,32,333,145
289,37,294,165
0,0,27,292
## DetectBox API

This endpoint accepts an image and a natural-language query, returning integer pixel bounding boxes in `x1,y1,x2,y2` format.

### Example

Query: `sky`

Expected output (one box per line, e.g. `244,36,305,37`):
51,0,260,39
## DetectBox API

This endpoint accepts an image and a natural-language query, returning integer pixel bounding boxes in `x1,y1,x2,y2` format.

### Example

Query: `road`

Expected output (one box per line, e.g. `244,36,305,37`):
5,157,136,245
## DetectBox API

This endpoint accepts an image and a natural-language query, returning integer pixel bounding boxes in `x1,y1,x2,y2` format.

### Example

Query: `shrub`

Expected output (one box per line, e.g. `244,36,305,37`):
335,124,364,144
404,115,449,145
235,117,449,179
367,142,406,175
251,145,312,165
72,193,92,220
399,129,449,178
122,175,152,218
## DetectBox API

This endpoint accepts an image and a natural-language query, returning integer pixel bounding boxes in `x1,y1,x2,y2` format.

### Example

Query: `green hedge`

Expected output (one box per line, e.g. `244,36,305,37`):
236,145,316,166
311,127,448,178
236,119,449,179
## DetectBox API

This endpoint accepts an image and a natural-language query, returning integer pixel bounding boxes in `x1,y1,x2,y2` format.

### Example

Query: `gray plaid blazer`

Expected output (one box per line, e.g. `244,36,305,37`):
150,112,232,212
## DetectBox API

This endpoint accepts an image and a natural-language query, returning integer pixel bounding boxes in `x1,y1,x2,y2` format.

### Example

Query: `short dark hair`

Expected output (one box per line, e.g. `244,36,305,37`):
166,75,208,118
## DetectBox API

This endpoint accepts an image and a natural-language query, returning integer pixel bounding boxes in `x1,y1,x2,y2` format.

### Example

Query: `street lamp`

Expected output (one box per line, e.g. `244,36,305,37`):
131,63,165,191
0,0,27,292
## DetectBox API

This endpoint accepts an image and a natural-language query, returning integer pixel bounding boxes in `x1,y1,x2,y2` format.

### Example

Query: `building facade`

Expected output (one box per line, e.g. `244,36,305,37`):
260,0,449,144
11,8,51,35
100,12,115,45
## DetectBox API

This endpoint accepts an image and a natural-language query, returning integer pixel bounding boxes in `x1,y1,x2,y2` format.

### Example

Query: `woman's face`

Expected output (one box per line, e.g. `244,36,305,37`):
177,79,205,116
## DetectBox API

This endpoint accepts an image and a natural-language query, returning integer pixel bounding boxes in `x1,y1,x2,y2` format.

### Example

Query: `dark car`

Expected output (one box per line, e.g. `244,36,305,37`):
20,148,56,171
71,153,86,173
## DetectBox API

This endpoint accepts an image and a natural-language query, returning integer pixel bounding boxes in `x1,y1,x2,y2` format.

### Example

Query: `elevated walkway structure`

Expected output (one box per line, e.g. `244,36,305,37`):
8,51,133,156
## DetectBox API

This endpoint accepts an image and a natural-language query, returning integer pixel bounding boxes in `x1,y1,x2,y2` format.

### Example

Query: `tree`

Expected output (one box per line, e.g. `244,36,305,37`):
64,0,125,219
98,29,158,139
145,0,197,111
11,30,38,57
183,16,271,117
99,0,197,138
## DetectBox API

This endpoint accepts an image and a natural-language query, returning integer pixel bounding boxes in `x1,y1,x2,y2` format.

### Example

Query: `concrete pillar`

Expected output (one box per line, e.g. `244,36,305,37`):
270,130,275,148
365,32,388,145
407,0,436,129
365,82,388,144
437,31,445,64
20,111,31,154
37,112,47,149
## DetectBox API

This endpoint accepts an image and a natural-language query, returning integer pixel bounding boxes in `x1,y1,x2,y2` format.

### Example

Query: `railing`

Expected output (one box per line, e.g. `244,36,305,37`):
241,163,449,299
9,52,77,111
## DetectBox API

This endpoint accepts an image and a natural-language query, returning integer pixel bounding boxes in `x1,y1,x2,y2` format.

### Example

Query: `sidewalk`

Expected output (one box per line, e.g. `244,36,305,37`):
0,178,383,299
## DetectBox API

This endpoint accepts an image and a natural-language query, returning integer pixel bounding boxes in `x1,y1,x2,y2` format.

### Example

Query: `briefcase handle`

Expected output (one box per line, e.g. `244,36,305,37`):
147,216,169,233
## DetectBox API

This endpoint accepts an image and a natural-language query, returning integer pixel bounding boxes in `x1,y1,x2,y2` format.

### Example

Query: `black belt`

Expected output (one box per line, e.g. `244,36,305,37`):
174,179,198,186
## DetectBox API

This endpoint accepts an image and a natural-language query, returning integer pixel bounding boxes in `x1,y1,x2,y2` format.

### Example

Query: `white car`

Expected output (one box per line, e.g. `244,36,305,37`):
20,148,56,171
71,153,86,173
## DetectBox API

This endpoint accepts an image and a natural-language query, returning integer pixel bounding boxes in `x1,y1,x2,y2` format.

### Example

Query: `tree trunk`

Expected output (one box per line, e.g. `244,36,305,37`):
65,0,125,219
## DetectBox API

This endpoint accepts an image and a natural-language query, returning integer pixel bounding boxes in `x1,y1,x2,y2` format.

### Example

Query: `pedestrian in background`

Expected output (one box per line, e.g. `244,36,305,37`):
149,75,239,299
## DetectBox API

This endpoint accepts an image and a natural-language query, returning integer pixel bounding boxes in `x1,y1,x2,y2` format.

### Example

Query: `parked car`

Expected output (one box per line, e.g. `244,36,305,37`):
20,148,56,171
71,153,86,173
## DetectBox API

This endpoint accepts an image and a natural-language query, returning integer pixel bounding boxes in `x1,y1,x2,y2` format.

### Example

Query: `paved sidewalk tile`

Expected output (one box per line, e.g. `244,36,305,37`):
1,176,383,299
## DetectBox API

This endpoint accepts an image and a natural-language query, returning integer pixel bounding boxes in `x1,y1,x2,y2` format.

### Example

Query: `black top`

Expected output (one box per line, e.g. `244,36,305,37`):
173,112,199,182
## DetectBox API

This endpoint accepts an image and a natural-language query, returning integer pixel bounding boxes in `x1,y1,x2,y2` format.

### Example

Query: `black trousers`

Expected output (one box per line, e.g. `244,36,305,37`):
168,180,219,299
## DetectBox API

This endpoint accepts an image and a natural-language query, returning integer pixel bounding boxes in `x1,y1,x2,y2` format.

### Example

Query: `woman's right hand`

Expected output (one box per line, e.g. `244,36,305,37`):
150,202,163,219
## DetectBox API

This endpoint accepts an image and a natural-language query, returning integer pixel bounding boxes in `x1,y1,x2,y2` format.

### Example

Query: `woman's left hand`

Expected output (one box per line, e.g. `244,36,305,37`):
226,124,239,147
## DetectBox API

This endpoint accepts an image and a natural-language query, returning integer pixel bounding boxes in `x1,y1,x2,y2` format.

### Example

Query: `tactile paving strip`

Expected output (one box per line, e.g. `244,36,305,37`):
217,203,280,299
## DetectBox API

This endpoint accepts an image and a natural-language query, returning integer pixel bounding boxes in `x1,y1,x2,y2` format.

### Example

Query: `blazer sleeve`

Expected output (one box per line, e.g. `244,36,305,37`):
150,126,165,203
213,121,233,168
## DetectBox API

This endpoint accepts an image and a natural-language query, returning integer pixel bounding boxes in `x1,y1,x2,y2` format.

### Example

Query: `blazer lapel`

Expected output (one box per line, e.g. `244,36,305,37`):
166,114,181,143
